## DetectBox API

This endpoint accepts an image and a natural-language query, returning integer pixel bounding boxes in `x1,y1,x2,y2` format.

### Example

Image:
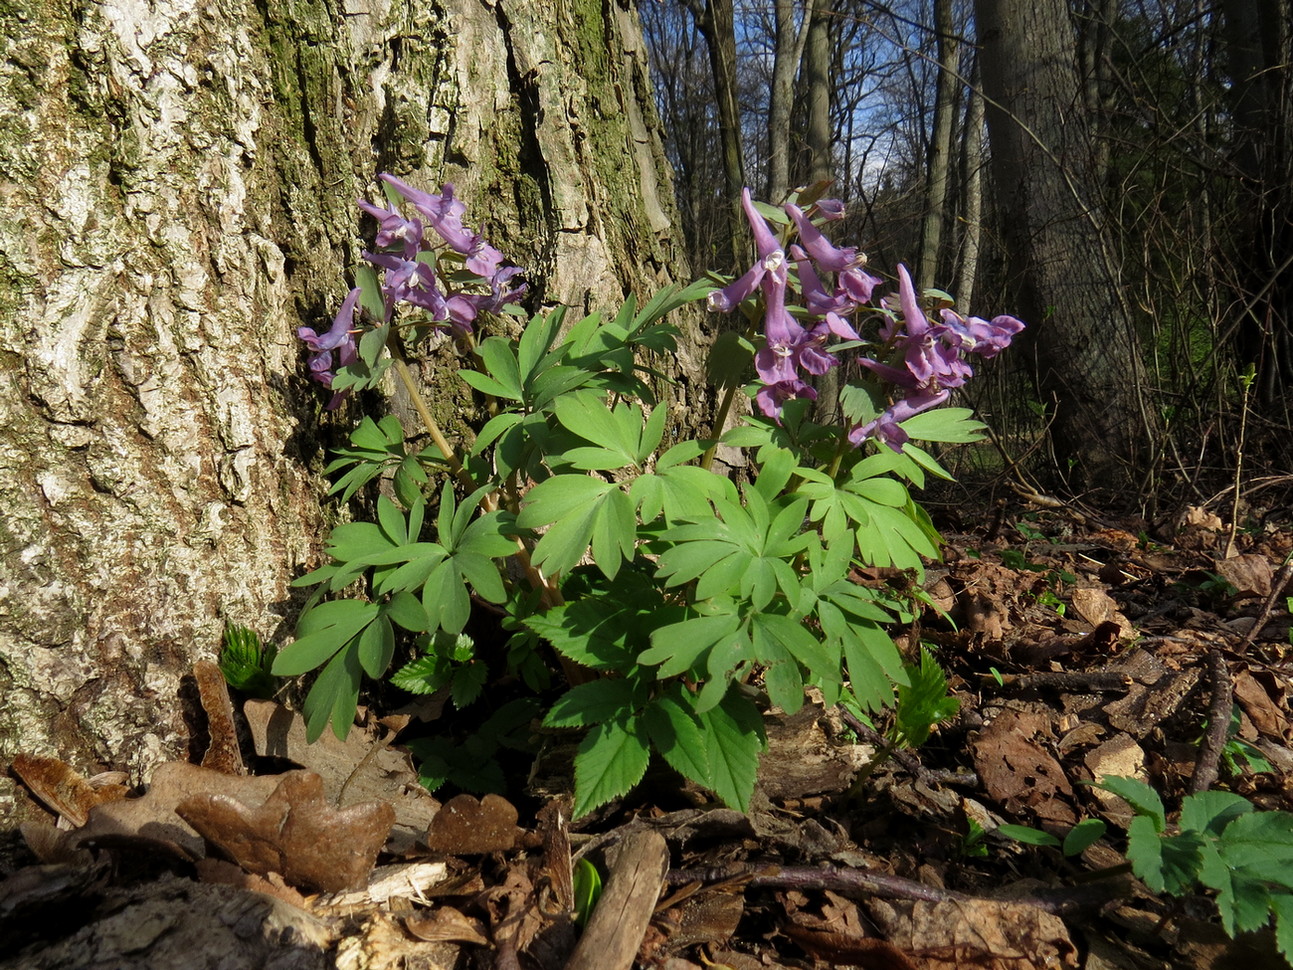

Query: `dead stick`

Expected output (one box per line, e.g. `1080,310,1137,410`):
1189,648,1233,794
563,829,669,970
1236,557,1293,653
987,671,1132,693
667,864,1124,917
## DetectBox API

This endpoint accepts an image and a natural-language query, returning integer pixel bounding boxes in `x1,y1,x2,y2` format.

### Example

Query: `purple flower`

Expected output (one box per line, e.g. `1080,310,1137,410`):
362,251,445,317
848,389,950,452
379,175,477,255
298,287,362,408
357,198,422,257
707,188,788,313
785,203,861,273
938,309,1025,358
814,198,846,221
756,379,817,419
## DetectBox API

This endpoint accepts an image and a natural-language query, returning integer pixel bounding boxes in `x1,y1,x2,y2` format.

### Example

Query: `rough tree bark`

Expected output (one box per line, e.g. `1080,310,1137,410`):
917,0,959,285
0,0,700,825
975,0,1159,496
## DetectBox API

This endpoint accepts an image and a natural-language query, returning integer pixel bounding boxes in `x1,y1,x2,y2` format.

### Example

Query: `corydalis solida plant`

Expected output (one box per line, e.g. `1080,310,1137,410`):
280,178,1023,818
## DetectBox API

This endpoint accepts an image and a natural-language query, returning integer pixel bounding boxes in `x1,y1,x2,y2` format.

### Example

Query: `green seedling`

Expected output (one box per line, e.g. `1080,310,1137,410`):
573,857,603,927
218,624,278,698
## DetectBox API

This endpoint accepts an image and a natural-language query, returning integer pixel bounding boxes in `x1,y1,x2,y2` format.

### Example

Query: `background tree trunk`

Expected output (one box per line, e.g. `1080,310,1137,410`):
917,0,959,285
0,0,698,824
975,0,1158,496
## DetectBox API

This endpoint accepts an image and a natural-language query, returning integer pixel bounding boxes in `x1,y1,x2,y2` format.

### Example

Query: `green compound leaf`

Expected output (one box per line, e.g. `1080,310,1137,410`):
544,678,641,729
643,688,710,789
1179,790,1254,838
696,689,765,813
891,647,959,748
573,715,652,818
518,475,618,578
1095,776,1166,832
356,613,395,679
1062,818,1108,856
302,641,364,742
274,600,380,676
898,406,987,443
997,824,1061,848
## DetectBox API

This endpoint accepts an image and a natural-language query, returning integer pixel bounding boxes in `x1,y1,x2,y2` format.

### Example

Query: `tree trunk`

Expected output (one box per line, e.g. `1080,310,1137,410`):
684,0,746,269
954,53,984,313
975,0,1158,495
1220,0,1293,410
917,0,959,285
0,0,698,824
766,0,812,202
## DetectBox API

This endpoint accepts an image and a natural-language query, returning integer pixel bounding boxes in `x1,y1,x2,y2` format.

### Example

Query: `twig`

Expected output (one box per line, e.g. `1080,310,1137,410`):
985,671,1132,693
664,863,1125,917
1188,648,1233,795
1235,555,1293,653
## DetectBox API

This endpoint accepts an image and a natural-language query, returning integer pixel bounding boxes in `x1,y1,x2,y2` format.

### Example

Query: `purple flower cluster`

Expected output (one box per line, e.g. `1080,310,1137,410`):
709,189,1024,452
299,174,526,409
708,189,882,422
848,264,1024,450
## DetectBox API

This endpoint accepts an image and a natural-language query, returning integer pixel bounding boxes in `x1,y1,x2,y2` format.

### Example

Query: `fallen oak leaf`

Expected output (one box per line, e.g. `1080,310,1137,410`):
425,793,523,855
177,769,395,893
11,754,129,827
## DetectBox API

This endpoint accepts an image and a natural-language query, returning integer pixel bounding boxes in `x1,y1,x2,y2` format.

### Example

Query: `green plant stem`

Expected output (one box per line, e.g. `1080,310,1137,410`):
700,381,741,472
393,357,476,492
392,356,584,681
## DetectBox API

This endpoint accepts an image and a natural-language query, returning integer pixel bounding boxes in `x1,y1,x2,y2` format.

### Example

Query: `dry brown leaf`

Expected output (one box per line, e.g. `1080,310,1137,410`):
80,761,281,859
869,897,1078,970
781,923,919,969
194,659,245,775
10,754,129,827
971,710,1077,828
1214,554,1274,598
243,699,438,841
662,891,744,947
18,820,92,865
177,769,395,892
1070,587,1132,634
1233,670,1289,740
425,793,523,854
404,906,491,945
1084,735,1147,827
194,857,312,911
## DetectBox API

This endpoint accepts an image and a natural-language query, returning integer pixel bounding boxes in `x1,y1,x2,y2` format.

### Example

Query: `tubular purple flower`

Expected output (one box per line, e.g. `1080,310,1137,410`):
756,379,817,419
357,198,422,256
363,251,445,316
848,389,950,452
785,203,860,273
814,198,846,221
839,266,882,305
298,286,362,355
741,186,784,260
379,175,476,254
939,309,1025,358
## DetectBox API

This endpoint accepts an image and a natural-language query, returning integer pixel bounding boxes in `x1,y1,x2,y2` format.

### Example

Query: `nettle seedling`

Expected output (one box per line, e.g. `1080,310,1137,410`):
275,176,1025,818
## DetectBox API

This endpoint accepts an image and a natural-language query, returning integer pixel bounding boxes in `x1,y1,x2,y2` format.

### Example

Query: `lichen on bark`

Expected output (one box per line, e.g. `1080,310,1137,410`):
0,0,710,827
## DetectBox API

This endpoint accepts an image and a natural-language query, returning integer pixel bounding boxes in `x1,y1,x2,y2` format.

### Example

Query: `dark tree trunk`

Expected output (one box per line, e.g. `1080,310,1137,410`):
975,0,1159,496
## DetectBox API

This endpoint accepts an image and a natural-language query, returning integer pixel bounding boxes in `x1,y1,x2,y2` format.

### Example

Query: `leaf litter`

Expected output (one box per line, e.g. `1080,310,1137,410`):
3,508,1292,969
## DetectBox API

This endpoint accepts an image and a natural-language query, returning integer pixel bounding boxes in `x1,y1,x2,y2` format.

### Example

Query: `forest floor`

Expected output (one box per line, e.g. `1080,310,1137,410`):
3,501,1292,970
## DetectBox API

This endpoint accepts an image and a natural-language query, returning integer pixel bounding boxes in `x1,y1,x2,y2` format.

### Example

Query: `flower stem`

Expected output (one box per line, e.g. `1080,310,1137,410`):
700,381,740,472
